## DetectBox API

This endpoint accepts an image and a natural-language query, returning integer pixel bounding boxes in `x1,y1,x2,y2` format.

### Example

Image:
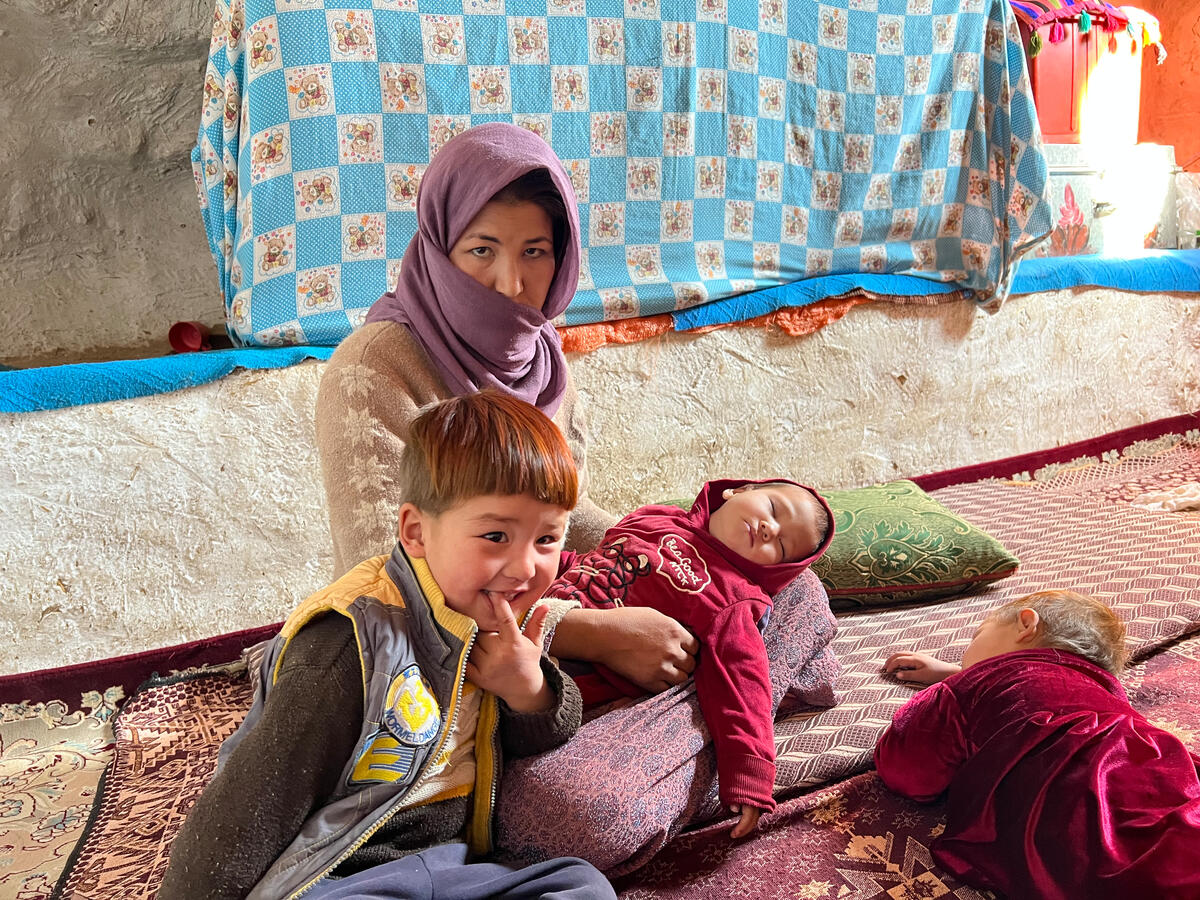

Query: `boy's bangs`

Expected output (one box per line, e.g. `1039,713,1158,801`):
423,391,578,511
432,430,577,510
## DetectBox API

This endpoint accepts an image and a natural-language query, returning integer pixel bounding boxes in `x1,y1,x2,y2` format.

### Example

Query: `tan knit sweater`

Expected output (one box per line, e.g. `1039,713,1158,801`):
316,320,617,577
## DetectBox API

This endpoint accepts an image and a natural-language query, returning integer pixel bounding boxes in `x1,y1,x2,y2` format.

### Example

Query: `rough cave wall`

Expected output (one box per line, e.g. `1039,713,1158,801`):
1,0,224,367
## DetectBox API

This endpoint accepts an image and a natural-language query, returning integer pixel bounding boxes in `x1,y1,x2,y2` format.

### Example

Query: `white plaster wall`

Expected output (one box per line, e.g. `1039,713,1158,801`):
2,288,1198,676
0,0,221,367
1,364,330,675
576,288,1200,511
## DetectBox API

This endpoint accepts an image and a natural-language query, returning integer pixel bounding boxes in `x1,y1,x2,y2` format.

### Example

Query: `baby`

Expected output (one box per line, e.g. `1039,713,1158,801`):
544,478,834,838
876,589,1200,899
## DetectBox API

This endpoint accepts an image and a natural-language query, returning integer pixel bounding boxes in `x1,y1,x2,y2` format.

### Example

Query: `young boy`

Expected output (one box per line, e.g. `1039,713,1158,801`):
544,478,835,839
160,391,616,900
876,589,1200,899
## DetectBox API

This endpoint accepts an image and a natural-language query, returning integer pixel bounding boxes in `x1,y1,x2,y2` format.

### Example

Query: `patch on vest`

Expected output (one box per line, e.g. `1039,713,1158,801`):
382,664,441,746
350,732,419,785
349,665,441,785
656,534,712,593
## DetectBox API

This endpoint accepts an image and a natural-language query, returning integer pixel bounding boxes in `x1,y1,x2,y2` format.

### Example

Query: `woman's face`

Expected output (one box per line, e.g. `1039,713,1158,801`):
449,200,557,311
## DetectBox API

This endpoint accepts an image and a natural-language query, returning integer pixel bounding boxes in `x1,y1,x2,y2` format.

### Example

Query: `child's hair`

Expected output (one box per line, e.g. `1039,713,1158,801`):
399,389,578,516
490,167,568,265
989,589,1129,674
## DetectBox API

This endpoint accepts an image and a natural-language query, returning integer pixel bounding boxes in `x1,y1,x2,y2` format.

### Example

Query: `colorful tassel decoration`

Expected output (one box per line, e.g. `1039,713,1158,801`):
1078,9,1091,33
1109,32,1118,52
1049,21,1066,43
1030,31,1043,56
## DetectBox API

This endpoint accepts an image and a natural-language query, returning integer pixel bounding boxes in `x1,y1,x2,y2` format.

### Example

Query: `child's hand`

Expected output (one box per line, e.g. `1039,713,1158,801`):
883,651,961,685
467,600,552,713
728,804,764,839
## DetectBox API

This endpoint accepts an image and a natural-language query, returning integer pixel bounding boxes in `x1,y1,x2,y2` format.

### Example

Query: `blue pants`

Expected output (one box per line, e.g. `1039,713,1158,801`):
304,843,616,900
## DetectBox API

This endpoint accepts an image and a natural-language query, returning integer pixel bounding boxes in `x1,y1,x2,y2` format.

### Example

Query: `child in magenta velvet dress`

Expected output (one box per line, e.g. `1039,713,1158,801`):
876,589,1200,899
544,479,834,839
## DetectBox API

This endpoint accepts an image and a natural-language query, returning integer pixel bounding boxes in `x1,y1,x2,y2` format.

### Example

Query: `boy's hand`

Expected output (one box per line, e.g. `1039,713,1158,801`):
883,651,961,685
467,600,552,713
728,804,763,839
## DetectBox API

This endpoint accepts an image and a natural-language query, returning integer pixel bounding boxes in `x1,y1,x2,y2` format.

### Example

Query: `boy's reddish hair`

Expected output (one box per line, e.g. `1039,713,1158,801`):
399,389,578,515
991,589,1128,675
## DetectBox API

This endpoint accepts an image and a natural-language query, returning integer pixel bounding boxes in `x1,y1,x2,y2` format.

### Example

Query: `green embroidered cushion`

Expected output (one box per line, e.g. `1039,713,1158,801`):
811,479,1019,610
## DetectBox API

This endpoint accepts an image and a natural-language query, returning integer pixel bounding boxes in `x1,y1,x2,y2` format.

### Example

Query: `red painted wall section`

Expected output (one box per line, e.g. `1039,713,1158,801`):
1135,1,1200,172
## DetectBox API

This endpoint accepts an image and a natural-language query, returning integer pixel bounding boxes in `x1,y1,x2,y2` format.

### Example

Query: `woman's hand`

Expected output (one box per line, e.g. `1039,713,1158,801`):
883,651,961,686
549,606,700,693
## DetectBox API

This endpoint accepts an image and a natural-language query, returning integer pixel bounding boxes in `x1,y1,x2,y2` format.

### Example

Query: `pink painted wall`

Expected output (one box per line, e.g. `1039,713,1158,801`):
1135,2,1200,172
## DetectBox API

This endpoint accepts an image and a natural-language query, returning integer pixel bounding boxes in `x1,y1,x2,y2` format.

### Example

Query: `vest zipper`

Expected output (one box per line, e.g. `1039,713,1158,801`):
486,715,500,847
481,607,535,849
286,629,479,900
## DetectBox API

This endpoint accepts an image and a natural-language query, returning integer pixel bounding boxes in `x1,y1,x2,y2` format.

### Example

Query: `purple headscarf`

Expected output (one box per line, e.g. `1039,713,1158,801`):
366,123,580,416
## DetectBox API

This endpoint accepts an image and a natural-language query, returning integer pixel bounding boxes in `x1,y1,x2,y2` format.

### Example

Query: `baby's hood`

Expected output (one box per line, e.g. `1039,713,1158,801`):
695,477,836,596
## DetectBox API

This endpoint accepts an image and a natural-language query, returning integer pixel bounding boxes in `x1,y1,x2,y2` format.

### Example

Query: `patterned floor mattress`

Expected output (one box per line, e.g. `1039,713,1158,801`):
6,419,1198,900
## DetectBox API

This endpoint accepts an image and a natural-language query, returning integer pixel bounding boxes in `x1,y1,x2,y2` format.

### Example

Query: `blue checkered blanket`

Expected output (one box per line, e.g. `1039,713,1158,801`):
195,0,1052,345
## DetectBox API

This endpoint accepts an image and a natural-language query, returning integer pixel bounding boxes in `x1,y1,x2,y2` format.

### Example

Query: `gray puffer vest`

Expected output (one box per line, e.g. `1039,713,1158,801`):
222,546,500,900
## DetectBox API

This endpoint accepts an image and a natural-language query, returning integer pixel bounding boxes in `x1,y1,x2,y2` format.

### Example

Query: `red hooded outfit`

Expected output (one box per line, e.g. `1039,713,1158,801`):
545,478,834,813
875,647,1200,899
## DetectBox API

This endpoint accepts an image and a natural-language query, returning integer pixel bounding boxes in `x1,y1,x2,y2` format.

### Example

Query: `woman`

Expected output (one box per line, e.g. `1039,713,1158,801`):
316,122,698,692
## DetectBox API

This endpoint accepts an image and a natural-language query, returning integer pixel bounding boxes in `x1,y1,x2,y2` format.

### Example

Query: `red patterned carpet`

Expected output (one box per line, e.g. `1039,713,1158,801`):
51,668,252,900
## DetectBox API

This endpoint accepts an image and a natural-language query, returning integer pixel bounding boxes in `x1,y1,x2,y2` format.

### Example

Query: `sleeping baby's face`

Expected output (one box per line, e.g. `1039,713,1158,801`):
708,483,823,566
